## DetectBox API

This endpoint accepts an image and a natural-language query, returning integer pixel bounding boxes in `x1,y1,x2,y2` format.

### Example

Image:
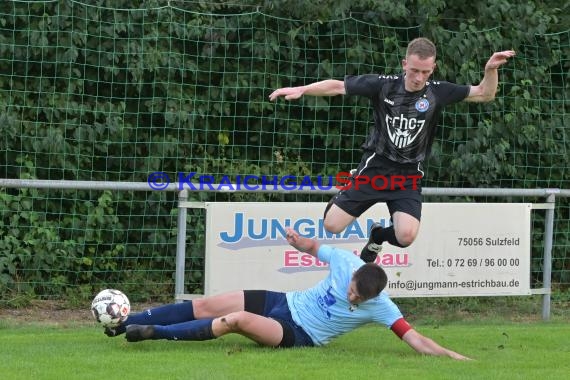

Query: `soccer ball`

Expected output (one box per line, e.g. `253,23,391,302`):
91,289,130,328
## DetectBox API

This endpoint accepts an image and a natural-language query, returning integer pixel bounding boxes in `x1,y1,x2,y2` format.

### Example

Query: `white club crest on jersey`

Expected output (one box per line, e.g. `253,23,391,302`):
385,114,426,149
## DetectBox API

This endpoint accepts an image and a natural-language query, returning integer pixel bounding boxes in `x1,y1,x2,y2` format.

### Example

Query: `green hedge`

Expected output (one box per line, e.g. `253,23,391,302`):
0,0,568,301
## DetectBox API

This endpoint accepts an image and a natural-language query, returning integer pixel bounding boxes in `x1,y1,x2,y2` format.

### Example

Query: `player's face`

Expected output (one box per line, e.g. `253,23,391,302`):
347,280,363,304
402,54,436,92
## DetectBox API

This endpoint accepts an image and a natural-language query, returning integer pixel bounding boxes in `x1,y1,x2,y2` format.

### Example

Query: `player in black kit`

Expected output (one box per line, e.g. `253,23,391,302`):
269,37,515,263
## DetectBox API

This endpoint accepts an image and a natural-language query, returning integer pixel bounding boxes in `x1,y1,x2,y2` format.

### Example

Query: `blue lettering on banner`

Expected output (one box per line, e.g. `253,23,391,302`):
173,172,337,191
219,212,387,243
177,172,197,190
217,175,234,190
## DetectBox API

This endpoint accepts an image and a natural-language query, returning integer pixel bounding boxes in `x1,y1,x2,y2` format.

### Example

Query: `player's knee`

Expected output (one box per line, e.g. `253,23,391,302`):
396,229,416,247
193,297,215,316
218,311,246,332
323,218,344,234
323,199,344,233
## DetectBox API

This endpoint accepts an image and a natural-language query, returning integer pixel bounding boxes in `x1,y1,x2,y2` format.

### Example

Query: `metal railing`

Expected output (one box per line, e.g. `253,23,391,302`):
2,178,568,320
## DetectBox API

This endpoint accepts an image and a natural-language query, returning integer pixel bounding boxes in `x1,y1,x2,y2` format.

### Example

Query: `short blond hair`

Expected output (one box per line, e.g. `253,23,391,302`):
406,37,436,60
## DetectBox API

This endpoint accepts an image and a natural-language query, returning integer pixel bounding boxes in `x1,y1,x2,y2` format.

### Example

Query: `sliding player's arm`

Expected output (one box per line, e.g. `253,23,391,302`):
401,327,472,360
285,227,320,257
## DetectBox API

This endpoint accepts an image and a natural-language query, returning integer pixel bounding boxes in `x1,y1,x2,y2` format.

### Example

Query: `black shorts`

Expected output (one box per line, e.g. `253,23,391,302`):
332,152,423,221
243,290,314,348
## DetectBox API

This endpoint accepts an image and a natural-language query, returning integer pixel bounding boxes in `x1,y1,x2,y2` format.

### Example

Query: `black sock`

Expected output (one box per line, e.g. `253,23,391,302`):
373,226,407,248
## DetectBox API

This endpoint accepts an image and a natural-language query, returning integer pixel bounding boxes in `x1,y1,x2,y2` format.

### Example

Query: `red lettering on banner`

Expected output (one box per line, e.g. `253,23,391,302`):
354,175,370,190
408,175,422,190
335,171,352,190
378,252,410,266
371,175,388,190
285,250,409,268
284,250,327,267
391,175,405,190
335,173,422,191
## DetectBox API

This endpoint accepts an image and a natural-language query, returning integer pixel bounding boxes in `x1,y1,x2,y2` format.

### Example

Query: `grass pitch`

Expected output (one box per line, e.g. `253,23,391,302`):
1,320,569,380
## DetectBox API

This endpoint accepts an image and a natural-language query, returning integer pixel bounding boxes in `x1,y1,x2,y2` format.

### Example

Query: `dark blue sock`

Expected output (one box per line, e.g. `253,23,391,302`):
117,301,196,334
153,318,215,341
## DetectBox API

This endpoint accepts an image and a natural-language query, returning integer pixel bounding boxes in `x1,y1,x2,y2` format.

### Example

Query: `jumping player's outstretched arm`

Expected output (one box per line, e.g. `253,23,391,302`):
285,227,320,257
402,328,472,360
269,79,345,101
466,50,516,103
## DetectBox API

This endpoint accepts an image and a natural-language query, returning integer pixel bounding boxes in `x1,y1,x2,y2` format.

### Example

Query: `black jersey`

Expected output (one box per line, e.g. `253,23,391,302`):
345,74,469,164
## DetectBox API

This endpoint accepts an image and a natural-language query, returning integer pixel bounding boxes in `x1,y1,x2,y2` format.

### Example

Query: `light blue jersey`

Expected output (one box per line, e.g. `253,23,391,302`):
286,244,403,346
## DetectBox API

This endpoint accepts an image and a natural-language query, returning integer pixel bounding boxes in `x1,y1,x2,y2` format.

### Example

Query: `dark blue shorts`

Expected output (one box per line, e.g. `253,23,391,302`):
244,290,314,348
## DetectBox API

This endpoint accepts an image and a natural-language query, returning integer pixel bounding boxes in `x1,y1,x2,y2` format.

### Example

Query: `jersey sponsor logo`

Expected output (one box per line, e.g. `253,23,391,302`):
385,114,426,149
378,74,399,80
317,286,337,319
383,97,395,105
415,98,430,112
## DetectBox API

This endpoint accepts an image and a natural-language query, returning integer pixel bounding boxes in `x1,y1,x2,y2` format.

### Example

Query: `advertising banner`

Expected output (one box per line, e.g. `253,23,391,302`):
204,202,531,297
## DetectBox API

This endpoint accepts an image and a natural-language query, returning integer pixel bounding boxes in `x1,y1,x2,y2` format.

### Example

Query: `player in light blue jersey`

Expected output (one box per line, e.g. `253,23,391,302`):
106,227,470,360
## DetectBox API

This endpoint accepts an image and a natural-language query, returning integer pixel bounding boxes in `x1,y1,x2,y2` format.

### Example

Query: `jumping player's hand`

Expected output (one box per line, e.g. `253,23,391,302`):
485,50,516,70
285,227,320,257
269,87,304,101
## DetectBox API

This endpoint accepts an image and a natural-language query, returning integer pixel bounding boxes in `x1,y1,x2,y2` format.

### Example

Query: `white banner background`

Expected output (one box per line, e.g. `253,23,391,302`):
204,202,531,297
